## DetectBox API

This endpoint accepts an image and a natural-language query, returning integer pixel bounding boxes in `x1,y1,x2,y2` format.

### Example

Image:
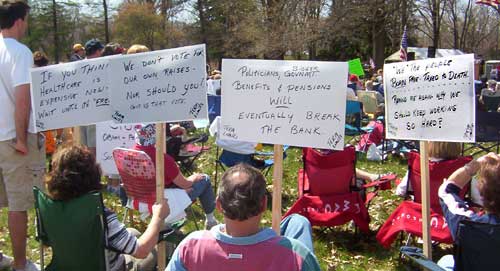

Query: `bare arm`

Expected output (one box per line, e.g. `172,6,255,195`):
133,199,170,259
14,84,31,154
172,172,205,190
448,152,500,188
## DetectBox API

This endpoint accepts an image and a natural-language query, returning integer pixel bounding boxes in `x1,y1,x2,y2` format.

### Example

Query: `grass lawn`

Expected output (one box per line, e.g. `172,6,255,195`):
0,135,492,271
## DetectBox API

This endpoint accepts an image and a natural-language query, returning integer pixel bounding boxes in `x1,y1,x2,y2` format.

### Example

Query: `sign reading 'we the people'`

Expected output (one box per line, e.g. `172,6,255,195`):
384,54,475,142
220,59,348,150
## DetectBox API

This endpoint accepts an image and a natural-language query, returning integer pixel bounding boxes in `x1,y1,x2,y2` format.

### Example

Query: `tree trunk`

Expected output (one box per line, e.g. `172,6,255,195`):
432,0,440,49
197,0,208,46
52,0,59,63
103,0,110,43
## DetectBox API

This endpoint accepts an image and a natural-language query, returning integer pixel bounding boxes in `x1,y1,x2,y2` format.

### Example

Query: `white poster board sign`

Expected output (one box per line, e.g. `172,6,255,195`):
220,59,347,150
109,44,208,124
96,121,136,175
31,58,111,131
384,54,475,142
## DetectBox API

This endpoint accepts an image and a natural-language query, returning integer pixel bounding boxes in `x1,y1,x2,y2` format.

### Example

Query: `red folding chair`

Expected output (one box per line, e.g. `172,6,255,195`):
112,148,199,229
376,152,472,248
284,146,393,232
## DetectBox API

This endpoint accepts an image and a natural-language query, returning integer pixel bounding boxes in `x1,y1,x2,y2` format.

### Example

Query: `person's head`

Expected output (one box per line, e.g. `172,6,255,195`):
377,69,383,76
46,146,102,201
349,74,359,83
487,79,497,90
217,164,267,221
428,141,462,160
72,43,85,57
33,51,48,67
102,42,124,56
365,80,374,91
84,38,104,58
0,0,30,38
480,74,488,84
127,44,149,54
476,154,500,216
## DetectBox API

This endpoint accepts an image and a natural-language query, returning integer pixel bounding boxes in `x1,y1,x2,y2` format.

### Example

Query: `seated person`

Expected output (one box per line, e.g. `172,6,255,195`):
166,164,320,271
209,116,265,168
436,152,500,270
46,146,170,271
396,142,461,197
133,124,218,229
480,80,500,112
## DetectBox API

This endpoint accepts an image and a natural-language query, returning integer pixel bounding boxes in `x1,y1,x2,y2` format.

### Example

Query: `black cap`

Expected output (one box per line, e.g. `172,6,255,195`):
84,39,104,55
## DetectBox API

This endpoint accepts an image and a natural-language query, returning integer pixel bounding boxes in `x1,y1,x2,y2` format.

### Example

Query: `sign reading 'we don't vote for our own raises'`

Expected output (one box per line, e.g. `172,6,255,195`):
220,59,348,150
109,44,208,124
384,54,475,142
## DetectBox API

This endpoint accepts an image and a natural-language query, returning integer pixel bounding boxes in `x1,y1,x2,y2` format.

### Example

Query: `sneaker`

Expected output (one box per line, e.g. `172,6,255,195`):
0,253,13,269
204,219,219,230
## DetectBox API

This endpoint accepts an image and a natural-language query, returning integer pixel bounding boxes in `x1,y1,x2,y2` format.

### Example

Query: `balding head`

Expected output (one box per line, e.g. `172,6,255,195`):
218,164,267,221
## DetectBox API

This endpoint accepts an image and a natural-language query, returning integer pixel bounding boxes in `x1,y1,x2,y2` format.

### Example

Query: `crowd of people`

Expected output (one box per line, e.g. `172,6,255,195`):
1,1,500,271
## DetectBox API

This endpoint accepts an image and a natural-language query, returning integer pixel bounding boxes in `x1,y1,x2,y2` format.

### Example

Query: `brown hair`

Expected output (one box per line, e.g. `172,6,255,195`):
46,146,102,201
428,142,462,160
477,156,500,215
218,164,267,221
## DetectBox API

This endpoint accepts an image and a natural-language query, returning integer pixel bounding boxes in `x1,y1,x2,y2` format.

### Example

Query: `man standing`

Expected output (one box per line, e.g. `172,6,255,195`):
75,38,103,156
166,164,320,271
0,1,45,271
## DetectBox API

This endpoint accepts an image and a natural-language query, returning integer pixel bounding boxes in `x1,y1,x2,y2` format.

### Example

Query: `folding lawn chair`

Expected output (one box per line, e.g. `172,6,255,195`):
345,100,364,140
482,95,500,112
214,146,289,193
283,146,393,232
376,152,472,248
400,220,500,271
462,110,500,156
166,123,209,175
207,94,221,124
112,148,200,230
33,186,110,271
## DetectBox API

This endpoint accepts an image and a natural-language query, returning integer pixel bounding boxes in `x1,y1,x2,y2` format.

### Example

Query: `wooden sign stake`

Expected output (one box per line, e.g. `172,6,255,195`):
155,122,167,270
271,144,284,234
419,141,432,259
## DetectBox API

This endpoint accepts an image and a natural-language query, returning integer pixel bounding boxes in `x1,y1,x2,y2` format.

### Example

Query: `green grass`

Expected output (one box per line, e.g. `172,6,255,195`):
0,134,493,271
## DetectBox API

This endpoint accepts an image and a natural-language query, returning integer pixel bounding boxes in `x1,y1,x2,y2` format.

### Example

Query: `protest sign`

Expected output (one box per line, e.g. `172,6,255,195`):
220,59,348,150
96,121,136,175
31,58,111,131
109,44,208,124
348,58,365,77
384,54,475,142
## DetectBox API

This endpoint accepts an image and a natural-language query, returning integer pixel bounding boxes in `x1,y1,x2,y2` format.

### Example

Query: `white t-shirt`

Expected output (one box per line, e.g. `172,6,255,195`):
0,36,35,141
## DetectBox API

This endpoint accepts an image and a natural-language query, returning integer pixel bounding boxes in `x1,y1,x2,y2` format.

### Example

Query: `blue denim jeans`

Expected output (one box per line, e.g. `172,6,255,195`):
280,214,314,253
187,174,216,214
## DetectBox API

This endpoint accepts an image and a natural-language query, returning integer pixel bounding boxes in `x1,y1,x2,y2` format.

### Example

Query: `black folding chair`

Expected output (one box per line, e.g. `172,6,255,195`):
400,220,500,271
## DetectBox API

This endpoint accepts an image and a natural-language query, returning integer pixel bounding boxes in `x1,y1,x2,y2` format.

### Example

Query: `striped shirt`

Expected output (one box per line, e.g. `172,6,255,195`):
166,225,320,271
104,208,138,271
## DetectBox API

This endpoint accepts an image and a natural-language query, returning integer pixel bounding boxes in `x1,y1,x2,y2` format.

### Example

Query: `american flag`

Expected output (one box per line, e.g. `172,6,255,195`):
476,0,500,11
399,25,408,62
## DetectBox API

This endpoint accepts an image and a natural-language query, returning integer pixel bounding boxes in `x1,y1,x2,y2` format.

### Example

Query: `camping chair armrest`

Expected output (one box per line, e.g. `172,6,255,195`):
362,174,397,190
400,246,446,271
158,219,186,243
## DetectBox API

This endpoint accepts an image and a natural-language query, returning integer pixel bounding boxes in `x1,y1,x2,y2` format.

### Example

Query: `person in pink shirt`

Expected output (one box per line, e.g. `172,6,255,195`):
166,163,320,271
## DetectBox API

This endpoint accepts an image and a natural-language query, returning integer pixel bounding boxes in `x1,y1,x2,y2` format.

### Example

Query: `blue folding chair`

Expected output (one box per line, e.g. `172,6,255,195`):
345,100,363,137
207,95,221,124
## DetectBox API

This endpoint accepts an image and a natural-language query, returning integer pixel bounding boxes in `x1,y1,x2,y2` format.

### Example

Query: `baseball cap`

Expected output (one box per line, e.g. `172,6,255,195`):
84,39,104,54
73,43,84,52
